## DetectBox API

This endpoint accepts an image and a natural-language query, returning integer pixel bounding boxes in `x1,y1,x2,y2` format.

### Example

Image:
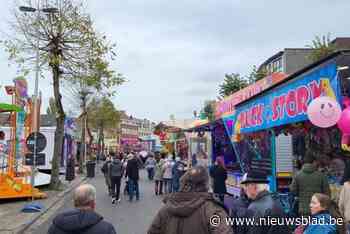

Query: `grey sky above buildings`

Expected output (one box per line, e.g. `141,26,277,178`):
0,0,349,122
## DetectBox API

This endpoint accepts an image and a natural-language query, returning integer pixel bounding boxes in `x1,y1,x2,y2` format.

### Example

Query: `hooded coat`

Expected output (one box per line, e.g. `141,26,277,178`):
147,192,233,234
48,209,116,234
290,163,331,215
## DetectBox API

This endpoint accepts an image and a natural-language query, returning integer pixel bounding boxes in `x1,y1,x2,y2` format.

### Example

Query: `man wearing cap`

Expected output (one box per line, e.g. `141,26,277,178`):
147,166,233,234
241,171,291,234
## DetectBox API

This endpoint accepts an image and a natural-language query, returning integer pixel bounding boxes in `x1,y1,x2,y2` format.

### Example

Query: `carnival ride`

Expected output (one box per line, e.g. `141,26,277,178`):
0,83,46,200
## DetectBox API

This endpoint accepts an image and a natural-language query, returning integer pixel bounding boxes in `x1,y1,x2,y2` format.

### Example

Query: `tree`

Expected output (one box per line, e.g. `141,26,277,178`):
2,0,124,189
219,73,248,97
202,100,216,122
87,97,120,157
307,34,336,62
246,65,268,84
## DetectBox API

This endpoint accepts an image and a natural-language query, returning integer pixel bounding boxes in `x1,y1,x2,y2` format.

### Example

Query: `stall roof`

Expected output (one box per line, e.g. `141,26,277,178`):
184,119,222,132
237,50,350,107
0,103,22,113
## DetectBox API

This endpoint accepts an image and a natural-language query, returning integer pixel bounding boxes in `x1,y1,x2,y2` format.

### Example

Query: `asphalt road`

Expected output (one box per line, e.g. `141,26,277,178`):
28,166,163,234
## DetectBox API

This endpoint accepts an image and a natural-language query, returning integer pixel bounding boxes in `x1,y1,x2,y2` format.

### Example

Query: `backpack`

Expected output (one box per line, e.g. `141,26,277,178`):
110,161,123,177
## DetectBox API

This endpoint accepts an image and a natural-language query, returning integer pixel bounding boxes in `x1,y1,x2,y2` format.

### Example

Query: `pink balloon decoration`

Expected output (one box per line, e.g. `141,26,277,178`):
307,96,342,128
338,97,350,134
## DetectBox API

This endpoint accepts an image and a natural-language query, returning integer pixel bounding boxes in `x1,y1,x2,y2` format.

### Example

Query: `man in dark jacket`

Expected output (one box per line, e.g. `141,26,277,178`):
48,184,116,234
101,155,112,195
147,165,233,234
242,171,291,234
110,155,124,204
126,154,140,201
290,155,330,216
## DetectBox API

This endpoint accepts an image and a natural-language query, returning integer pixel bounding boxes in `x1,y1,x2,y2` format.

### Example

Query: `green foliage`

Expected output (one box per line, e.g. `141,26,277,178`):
219,73,248,97
202,100,216,121
247,65,268,84
87,97,119,131
1,0,125,188
1,0,125,96
306,34,336,62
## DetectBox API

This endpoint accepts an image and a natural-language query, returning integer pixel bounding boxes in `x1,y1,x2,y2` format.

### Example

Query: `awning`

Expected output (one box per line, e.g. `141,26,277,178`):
184,119,222,132
0,103,22,113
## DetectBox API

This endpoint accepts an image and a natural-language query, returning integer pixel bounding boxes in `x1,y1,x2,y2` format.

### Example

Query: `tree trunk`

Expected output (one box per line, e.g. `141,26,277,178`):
79,97,86,174
98,122,104,156
50,64,65,190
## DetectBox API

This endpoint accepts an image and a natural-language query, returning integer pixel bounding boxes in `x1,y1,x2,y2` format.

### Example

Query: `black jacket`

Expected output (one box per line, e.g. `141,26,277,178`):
126,157,139,181
210,165,227,194
246,191,291,234
48,208,116,234
230,192,251,234
101,161,111,175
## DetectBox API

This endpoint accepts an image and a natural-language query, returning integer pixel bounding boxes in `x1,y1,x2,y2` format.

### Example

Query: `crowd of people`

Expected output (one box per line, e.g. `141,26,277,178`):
46,150,350,234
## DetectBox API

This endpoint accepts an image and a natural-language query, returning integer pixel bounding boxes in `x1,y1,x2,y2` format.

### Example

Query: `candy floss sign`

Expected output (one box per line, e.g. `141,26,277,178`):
233,62,340,134
215,73,287,118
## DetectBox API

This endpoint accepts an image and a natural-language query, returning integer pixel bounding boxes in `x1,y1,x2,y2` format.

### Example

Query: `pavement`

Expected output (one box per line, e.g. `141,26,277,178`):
0,172,87,234
27,166,164,234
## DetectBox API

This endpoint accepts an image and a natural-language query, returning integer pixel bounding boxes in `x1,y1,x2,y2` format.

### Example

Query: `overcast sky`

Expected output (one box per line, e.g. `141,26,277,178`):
1,0,350,122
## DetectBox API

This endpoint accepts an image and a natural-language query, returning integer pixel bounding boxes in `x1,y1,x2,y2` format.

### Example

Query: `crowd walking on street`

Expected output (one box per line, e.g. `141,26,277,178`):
46,150,350,234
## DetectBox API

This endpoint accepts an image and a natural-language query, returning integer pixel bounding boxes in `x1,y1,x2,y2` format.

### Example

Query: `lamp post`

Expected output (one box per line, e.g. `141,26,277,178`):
19,2,58,200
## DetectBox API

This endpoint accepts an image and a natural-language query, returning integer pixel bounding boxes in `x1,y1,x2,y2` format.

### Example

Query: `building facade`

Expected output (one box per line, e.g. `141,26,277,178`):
259,37,350,76
118,111,155,152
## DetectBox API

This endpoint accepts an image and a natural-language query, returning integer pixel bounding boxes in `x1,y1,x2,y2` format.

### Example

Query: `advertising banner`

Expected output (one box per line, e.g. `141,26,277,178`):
216,72,287,118
224,62,340,135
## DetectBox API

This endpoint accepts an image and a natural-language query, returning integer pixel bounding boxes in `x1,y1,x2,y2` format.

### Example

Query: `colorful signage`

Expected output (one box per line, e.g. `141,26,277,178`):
225,62,340,135
215,73,287,118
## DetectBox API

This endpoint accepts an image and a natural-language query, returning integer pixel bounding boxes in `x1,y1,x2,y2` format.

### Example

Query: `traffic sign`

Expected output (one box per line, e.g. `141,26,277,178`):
25,153,45,166
26,132,47,153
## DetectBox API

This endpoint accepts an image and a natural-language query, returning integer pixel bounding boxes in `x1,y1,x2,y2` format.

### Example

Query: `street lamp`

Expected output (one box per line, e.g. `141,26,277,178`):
19,2,58,200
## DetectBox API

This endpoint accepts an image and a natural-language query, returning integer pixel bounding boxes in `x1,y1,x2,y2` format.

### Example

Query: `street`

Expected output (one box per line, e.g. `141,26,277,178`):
28,167,163,234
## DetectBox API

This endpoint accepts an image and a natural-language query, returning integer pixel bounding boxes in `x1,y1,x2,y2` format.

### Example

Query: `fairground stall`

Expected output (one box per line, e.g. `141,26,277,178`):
222,51,350,202
187,51,350,203
154,122,189,159
186,71,287,195
0,79,46,199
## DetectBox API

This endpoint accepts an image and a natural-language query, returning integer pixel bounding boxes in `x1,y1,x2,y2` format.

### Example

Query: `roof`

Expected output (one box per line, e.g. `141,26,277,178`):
162,119,194,129
184,118,222,132
258,50,284,71
239,50,350,107
331,38,350,49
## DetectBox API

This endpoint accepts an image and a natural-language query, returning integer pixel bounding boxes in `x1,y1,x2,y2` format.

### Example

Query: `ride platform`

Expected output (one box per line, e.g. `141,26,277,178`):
0,173,46,200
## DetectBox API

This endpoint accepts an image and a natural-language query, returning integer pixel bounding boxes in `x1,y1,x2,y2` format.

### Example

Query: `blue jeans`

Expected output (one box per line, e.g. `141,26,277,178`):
347,224,350,234
128,179,139,201
147,168,154,180
172,178,180,192
163,179,172,193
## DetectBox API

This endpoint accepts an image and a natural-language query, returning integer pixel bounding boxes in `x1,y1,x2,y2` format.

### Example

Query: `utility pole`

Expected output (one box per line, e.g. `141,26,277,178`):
79,91,87,174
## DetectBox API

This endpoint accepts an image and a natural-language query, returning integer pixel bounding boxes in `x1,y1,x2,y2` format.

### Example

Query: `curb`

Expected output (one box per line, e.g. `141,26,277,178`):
14,176,89,234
